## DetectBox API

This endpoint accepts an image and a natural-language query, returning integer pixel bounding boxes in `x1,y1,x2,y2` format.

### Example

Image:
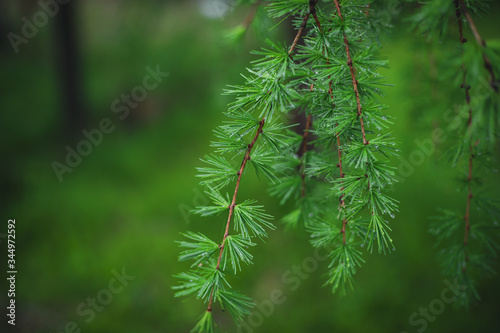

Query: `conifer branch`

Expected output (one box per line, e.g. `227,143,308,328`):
288,0,318,55
333,0,369,145
311,5,348,243
242,0,262,30
337,136,347,244
206,118,266,312
311,11,322,30
457,0,498,92
420,0,500,307
324,44,347,243
300,113,313,198
178,3,400,327
289,2,318,201
455,0,473,269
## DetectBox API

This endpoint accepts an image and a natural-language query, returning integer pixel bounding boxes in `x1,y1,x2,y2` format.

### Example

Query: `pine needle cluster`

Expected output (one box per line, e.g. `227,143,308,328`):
413,0,500,307
173,0,398,331
269,0,398,294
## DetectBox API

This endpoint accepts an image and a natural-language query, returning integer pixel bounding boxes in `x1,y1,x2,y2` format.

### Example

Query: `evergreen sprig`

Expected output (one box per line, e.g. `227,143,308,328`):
175,0,399,330
269,0,398,295
414,0,500,308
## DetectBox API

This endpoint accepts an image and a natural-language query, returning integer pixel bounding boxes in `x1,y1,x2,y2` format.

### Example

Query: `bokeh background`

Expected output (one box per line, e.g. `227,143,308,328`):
1,0,500,332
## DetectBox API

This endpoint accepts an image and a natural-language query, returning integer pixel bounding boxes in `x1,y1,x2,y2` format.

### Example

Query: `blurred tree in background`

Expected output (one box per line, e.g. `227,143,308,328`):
1,1,499,333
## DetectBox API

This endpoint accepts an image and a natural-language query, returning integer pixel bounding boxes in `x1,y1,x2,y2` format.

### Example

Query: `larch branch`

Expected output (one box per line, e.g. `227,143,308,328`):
207,118,266,311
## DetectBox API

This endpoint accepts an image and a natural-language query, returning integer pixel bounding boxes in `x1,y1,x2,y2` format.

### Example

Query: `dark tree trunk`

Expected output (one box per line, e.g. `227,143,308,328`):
56,0,87,141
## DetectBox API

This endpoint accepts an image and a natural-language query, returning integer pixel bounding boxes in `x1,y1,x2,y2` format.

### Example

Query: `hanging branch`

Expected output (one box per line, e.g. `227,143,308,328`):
284,2,319,206
417,0,500,308
457,0,498,92
310,8,346,217
176,3,399,329
289,1,318,199
300,109,313,198
297,0,397,294
206,118,265,312
454,0,473,269
320,21,348,244
175,3,320,331
288,0,318,54
333,0,369,145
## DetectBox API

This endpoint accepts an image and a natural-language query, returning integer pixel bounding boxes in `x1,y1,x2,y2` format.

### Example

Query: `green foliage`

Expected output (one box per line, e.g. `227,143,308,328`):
414,0,500,308
218,290,255,322
267,0,399,298
191,311,217,333
170,0,500,330
222,235,255,273
177,232,219,266
326,244,365,295
233,200,275,239
175,0,402,329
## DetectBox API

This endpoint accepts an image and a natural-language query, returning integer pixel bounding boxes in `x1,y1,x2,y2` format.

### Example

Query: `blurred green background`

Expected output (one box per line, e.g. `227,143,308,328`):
1,1,500,332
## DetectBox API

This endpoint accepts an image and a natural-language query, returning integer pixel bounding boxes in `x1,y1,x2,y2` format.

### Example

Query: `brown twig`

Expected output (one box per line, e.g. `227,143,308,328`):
333,0,369,145
207,118,265,312
288,0,319,55
455,0,473,269
289,1,319,197
299,84,314,197
242,0,262,30
311,3,347,243
457,0,498,92
300,113,312,197
337,136,347,244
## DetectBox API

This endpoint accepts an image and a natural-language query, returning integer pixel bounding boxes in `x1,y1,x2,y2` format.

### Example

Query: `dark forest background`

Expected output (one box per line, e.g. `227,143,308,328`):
1,0,500,332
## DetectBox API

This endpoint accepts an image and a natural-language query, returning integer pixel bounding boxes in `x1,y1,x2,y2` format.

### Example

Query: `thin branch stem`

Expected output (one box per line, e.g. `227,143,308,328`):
455,0,472,268
207,118,266,311
312,11,322,30
290,1,318,198
300,83,314,197
288,14,309,55
457,0,498,92
242,0,262,30
300,113,312,197
337,136,347,244
333,0,369,145
288,0,318,55
313,4,347,243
